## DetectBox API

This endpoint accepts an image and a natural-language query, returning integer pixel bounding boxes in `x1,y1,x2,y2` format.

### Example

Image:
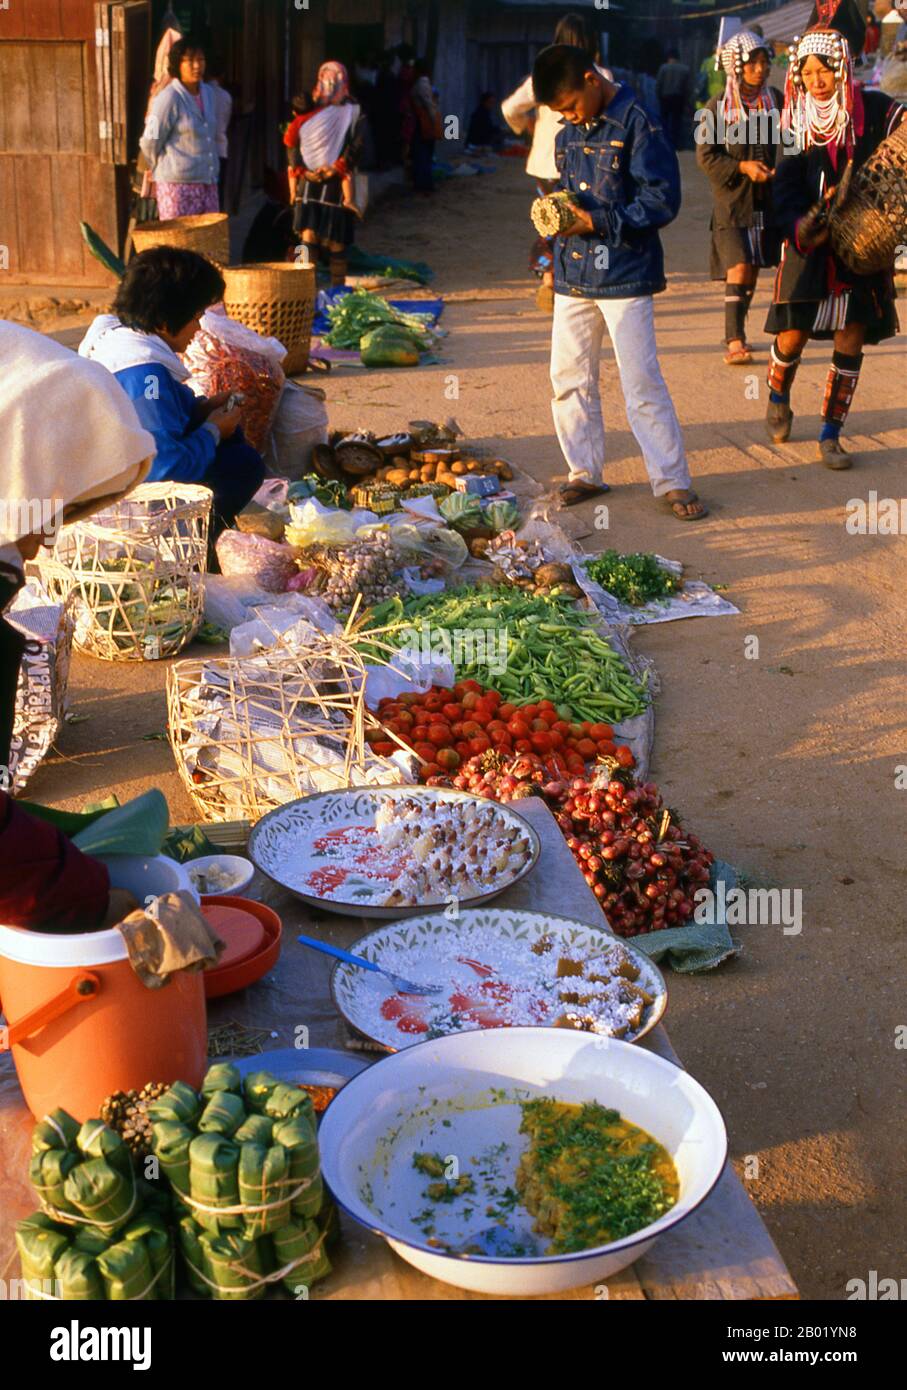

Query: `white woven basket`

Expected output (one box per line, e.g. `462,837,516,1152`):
37,483,212,662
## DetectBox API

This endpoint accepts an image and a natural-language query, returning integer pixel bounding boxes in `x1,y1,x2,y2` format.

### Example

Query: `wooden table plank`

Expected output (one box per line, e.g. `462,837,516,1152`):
207,798,798,1301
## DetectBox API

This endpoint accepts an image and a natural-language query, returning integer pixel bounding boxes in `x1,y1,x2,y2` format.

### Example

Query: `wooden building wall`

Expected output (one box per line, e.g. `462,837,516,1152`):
0,0,124,285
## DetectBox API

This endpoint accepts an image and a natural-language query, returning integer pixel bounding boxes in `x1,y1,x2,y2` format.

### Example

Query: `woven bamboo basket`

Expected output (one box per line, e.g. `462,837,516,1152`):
830,121,907,276
221,262,316,376
37,483,212,662
166,633,410,822
132,212,230,265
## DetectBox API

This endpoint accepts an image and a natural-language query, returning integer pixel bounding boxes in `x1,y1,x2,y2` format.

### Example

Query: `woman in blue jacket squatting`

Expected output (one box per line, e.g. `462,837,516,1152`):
80,248,265,564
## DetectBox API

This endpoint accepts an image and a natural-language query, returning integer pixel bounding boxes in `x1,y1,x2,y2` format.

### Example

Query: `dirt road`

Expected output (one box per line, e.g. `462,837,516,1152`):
27,154,907,1300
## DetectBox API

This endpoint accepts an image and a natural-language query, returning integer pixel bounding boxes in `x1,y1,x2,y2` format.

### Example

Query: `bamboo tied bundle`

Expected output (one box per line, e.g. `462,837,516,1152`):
530,190,578,237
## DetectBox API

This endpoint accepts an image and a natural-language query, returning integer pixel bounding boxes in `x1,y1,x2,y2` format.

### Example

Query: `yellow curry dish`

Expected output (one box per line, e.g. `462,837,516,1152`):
516,1098,679,1254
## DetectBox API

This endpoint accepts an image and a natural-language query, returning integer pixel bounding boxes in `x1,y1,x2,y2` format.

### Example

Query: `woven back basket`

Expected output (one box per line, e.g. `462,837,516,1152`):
221,262,316,376
132,213,230,266
37,483,212,662
830,120,907,276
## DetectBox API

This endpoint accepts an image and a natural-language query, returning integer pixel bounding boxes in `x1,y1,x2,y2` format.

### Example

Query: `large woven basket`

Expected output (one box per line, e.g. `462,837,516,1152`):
132,212,230,266
37,483,212,662
221,262,316,376
830,120,907,276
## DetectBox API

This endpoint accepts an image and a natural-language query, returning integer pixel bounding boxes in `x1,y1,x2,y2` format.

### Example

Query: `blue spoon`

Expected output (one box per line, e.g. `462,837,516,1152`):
297,934,444,997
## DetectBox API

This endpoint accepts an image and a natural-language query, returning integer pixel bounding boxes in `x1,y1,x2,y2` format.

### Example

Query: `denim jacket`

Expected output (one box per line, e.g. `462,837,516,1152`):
553,83,681,300
140,80,219,185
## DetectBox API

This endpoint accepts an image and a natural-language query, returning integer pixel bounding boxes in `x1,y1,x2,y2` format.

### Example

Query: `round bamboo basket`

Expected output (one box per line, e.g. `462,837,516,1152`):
37,483,212,662
830,121,907,276
132,212,230,266
221,262,317,376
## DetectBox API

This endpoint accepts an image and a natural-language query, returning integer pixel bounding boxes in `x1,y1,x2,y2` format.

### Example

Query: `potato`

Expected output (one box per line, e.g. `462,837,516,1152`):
420,463,437,481
408,467,422,481
450,460,466,475
386,468,410,487
391,455,409,469
465,459,479,473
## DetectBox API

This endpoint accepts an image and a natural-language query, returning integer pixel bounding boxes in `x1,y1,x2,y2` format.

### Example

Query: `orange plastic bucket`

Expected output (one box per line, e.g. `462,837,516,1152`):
0,855,208,1119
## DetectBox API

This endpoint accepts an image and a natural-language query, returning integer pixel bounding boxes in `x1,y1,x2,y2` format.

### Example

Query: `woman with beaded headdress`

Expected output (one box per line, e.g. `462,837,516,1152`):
764,25,905,466
696,30,784,365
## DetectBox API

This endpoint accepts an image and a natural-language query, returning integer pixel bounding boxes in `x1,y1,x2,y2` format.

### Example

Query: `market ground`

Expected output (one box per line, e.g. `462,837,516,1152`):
17,155,907,1301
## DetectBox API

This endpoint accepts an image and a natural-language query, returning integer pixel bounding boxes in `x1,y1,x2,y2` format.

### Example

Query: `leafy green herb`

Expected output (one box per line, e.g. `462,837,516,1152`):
584,551,683,607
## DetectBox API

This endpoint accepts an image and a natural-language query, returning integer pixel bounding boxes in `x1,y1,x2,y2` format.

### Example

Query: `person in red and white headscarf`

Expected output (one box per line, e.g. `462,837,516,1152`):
287,61,365,285
764,27,905,467
696,30,784,364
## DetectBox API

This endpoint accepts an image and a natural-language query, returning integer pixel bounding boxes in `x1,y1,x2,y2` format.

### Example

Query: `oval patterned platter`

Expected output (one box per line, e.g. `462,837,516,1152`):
248,786,540,919
330,908,667,1050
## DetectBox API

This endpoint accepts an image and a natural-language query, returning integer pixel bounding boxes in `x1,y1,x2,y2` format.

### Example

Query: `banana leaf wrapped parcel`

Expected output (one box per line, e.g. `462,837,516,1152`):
63,1157,138,1235
198,1089,247,1137
273,1115,323,1219
271,1218,331,1294
234,1114,274,1145
31,1109,80,1156
29,1149,80,1218
97,1235,156,1301
239,1142,292,1238
196,1226,271,1301
187,1134,243,1233
15,1212,70,1299
151,1121,193,1197
54,1247,106,1301
201,1063,242,1096
145,1080,201,1127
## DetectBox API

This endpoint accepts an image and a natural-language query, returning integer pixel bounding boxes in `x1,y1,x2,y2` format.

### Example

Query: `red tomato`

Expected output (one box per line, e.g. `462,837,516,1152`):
579,722,592,737
411,724,430,743
568,723,584,739
428,724,452,747
395,710,415,731
459,720,481,739
413,742,437,763
469,734,491,755
460,679,483,693
508,718,531,739
530,717,551,733
451,721,464,739
455,740,472,759
576,738,597,759
520,704,539,720
460,691,480,711
436,748,461,771
498,703,517,721
483,690,502,709
553,720,571,736
616,745,636,768
589,723,614,741
397,692,418,708
598,739,617,757
486,720,509,740
548,730,565,750
538,700,556,713
514,739,532,754
442,703,463,722
435,688,454,703
423,694,443,713
495,734,513,752
419,762,443,780
531,731,552,754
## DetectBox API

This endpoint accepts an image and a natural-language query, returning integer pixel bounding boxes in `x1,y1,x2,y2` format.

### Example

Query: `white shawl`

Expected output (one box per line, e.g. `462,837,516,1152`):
0,321,154,545
299,103,360,170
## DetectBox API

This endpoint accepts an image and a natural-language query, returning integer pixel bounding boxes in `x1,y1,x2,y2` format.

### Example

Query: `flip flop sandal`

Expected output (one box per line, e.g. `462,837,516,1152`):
656,494,710,521
724,347,753,366
559,481,611,507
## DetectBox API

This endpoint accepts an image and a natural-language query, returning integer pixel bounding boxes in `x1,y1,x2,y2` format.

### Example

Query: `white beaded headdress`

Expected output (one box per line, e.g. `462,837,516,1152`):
783,28,854,150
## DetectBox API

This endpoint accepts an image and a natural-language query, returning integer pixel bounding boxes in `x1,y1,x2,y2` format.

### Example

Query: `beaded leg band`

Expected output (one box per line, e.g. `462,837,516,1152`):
768,341,802,402
821,350,863,438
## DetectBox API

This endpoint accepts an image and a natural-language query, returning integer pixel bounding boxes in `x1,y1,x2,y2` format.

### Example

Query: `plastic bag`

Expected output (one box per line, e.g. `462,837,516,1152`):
364,651,456,709
284,498,378,549
267,382,329,480
385,522,468,572
215,530,298,593
6,580,75,792
182,310,286,454
204,578,335,633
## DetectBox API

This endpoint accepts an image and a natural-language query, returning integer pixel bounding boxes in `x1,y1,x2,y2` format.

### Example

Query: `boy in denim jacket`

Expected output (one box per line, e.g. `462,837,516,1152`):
533,46,707,519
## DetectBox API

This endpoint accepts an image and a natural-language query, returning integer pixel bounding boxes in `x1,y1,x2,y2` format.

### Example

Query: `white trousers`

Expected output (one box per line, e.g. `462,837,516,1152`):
550,293,691,496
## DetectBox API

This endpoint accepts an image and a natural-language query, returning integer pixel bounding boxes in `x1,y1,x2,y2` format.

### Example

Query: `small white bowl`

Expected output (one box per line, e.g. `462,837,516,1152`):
187,855,255,898
318,1027,727,1296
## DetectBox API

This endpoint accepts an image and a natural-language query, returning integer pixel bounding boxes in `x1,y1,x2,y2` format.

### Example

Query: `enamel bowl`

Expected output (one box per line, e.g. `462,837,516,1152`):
318,1027,727,1296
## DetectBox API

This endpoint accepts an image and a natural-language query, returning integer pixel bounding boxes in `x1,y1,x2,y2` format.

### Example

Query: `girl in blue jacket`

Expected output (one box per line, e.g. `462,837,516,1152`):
80,249,264,562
